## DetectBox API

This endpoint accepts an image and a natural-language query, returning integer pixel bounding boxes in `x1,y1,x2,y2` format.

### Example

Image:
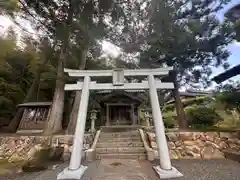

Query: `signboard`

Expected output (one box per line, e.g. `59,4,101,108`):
112,69,124,86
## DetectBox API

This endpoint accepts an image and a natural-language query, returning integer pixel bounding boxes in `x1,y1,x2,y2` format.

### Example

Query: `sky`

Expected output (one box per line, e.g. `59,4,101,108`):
0,0,240,86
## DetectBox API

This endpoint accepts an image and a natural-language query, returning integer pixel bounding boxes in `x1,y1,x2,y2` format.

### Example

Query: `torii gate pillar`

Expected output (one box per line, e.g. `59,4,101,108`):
57,76,90,179
148,75,183,178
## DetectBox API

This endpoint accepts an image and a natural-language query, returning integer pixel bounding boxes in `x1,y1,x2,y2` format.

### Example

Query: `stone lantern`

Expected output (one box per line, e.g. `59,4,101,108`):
90,109,97,133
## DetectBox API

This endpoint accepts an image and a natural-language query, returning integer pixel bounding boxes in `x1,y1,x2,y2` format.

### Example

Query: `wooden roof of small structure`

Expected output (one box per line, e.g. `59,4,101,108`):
212,64,240,84
225,4,240,20
17,102,52,107
164,89,213,103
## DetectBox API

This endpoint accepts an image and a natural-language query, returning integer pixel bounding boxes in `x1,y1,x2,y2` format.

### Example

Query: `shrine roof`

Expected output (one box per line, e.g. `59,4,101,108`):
97,91,143,103
18,102,52,107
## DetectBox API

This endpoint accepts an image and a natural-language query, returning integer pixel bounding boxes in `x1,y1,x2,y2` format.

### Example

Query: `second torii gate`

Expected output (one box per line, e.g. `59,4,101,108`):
57,68,183,179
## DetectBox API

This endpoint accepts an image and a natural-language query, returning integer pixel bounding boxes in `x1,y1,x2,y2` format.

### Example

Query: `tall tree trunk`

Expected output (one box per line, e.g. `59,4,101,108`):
66,48,88,134
6,57,49,133
43,50,65,135
43,0,74,135
173,73,188,129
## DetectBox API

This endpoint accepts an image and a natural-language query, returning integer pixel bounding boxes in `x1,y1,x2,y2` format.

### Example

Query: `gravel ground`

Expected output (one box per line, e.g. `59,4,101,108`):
1,159,240,180
152,159,240,180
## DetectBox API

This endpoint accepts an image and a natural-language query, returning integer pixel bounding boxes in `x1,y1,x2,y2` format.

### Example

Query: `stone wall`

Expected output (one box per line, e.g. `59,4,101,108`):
147,131,240,159
0,134,93,163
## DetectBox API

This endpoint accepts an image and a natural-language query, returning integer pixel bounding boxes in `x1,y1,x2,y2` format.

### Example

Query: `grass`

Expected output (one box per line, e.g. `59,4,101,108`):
164,126,239,132
21,162,47,172
0,147,64,175
21,147,64,173
0,159,24,176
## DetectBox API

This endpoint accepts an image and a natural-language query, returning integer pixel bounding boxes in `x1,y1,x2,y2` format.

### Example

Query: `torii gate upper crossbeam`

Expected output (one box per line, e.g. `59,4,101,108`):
64,67,173,77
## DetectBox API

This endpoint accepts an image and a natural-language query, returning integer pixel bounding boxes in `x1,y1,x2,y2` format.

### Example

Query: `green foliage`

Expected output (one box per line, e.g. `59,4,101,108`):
0,30,58,126
215,90,240,111
163,115,176,128
163,111,177,128
185,106,222,128
0,77,25,124
114,0,235,87
34,148,52,162
0,0,18,14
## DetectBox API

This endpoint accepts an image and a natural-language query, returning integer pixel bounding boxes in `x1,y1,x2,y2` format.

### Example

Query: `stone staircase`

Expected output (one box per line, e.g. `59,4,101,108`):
96,128,147,159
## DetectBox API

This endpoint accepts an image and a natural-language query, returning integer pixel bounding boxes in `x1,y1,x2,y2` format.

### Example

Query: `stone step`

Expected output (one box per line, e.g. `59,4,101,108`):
100,131,139,138
101,131,139,134
96,147,146,154
98,136,142,142
96,153,147,160
101,126,140,132
96,142,144,148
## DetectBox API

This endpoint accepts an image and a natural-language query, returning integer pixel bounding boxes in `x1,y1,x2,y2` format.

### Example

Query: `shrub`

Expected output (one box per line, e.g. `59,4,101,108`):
185,106,222,128
163,112,176,128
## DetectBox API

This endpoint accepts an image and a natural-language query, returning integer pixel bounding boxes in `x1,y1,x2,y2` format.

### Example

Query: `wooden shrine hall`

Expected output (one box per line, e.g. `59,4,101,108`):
96,91,144,126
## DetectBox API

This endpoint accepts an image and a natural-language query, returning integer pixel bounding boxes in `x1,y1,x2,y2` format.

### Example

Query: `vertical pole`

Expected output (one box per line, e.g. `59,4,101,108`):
19,108,28,130
137,107,140,125
148,75,172,170
106,104,110,126
69,76,90,170
131,104,136,125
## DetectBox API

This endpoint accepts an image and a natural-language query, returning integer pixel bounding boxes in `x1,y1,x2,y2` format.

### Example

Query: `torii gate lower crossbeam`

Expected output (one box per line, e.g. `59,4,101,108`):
57,68,183,179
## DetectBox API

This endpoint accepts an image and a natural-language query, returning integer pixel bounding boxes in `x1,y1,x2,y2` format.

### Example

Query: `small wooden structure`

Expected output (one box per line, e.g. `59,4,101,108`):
17,102,52,133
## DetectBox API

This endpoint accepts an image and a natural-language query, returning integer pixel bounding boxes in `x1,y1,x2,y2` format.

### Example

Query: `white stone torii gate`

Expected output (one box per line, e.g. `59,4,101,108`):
57,68,183,180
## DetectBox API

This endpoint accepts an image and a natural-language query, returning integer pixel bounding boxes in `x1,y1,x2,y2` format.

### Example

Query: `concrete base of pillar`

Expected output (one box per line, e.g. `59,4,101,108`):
57,165,88,180
153,165,183,179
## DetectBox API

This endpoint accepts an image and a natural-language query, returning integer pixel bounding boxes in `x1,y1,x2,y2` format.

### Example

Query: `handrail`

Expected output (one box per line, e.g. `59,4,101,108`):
90,129,101,149
85,129,101,161
139,128,155,161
